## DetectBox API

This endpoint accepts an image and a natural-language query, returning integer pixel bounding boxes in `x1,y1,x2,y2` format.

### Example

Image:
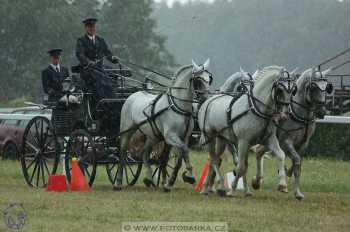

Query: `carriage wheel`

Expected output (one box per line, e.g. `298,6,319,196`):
106,151,142,187
148,144,182,187
21,116,59,188
65,129,97,187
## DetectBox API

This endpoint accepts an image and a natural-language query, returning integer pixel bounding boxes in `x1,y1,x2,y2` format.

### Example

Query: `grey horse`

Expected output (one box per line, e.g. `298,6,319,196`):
198,66,297,197
252,67,333,200
114,59,212,191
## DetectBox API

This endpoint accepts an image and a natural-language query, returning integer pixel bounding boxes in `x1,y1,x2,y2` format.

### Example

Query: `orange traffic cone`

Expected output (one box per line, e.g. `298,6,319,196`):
195,160,209,191
46,175,68,192
70,158,90,192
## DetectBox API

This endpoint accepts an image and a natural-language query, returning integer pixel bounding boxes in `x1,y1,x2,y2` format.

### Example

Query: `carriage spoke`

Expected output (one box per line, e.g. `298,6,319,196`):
40,120,44,146
113,166,119,184
28,130,40,147
25,141,39,153
26,156,37,170
43,159,50,175
29,162,39,184
124,166,130,184
127,163,135,178
40,159,46,186
36,159,41,187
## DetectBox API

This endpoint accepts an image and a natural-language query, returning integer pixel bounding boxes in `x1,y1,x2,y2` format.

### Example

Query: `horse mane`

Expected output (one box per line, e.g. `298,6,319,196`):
253,65,283,83
174,64,192,78
220,72,243,92
297,68,312,88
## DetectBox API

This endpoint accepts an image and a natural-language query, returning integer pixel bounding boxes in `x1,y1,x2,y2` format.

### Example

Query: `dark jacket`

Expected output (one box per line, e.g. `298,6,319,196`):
42,65,69,102
75,34,113,67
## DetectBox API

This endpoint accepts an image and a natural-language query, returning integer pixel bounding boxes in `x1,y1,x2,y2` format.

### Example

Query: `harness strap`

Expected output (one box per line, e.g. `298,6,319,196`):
167,93,193,117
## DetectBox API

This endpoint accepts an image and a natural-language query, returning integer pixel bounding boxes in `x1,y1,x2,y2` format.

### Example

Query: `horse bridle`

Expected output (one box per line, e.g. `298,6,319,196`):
166,67,212,116
290,71,333,123
250,70,297,120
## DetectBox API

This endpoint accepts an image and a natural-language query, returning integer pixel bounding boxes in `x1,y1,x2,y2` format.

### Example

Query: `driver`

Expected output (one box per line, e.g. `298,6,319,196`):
75,18,121,146
75,17,119,101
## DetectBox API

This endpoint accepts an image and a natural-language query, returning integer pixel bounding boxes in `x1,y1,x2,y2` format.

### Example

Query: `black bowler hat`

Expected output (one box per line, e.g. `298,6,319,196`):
47,49,62,57
83,18,98,25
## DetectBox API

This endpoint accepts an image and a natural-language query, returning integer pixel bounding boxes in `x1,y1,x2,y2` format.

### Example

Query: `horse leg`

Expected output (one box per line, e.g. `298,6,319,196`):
142,139,156,187
284,141,304,200
113,130,134,191
201,139,216,195
165,134,195,184
212,138,227,197
252,145,267,190
160,144,172,192
227,143,238,166
267,135,288,193
228,139,250,196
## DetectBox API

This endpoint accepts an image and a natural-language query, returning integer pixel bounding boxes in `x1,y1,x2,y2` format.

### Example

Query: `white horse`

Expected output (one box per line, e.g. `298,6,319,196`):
198,66,297,196
114,59,212,191
252,67,333,200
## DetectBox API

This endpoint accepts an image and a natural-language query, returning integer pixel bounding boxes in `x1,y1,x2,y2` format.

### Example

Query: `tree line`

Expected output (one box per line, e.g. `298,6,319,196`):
0,0,174,102
153,0,350,88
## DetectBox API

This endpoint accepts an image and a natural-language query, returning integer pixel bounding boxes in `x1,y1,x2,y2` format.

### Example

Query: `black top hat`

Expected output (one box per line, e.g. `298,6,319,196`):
82,18,98,25
47,49,62,56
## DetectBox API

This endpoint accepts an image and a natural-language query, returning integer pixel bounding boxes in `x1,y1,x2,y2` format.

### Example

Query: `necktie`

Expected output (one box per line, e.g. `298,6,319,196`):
56,67,59,73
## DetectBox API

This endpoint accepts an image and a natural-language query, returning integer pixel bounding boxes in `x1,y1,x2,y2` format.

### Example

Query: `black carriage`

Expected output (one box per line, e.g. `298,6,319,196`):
20,64,181,188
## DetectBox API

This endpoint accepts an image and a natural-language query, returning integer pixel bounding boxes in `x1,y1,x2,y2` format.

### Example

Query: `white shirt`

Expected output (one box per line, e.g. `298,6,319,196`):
50,64,60,73
87,34,96,44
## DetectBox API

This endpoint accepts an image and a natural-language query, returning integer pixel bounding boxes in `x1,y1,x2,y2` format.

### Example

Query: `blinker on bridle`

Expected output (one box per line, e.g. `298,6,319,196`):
273,70,298,105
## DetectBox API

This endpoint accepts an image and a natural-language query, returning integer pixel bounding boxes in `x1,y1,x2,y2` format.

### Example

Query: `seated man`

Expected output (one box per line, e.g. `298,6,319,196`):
42,49,78,105
75,18,121,145
75,17,119,101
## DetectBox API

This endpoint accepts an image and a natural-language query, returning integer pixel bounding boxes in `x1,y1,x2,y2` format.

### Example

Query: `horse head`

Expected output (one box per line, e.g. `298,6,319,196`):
299,67,333,119
271,69,298,120
191,59,212,102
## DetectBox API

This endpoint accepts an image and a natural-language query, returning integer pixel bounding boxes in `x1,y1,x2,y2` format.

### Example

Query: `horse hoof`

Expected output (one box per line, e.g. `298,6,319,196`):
162,186,171,193
295,192,304,201
143,178,155,188
277,184,288,193
200,189,209,195
216,189,227,197
182,172,196,184
251,176,261,190
226,190,235,197
245,191,253,197
113,185,122,191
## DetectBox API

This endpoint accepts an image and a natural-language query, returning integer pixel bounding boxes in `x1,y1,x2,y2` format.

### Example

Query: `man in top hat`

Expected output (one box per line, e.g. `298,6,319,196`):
75,18,121,146
76,18,119,68
75,17,119,100
42,49,70,102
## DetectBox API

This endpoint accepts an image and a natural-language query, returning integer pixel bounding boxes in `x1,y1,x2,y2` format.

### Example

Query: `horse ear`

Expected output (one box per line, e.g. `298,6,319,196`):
203,58,210,70
310,66,316,77
240,66,245,74
192,59,201,72
252,69,259,78
322,67,333,76
290,67,299,75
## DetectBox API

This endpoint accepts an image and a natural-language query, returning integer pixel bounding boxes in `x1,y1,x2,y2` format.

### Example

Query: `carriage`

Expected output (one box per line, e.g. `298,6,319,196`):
20,64,182,189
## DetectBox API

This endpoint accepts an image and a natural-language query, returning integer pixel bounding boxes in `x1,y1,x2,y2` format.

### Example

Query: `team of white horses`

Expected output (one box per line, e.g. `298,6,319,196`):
114,59,333,200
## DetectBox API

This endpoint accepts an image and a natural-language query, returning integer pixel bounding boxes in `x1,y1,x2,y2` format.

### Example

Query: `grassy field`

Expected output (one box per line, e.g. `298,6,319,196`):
0,151,349,232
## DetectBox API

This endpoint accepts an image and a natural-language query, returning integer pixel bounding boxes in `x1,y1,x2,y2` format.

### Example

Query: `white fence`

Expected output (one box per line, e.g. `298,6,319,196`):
316,116,350,124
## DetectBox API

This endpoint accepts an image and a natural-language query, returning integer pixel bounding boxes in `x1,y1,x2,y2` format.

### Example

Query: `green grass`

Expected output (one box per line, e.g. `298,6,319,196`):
0,151,349,232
